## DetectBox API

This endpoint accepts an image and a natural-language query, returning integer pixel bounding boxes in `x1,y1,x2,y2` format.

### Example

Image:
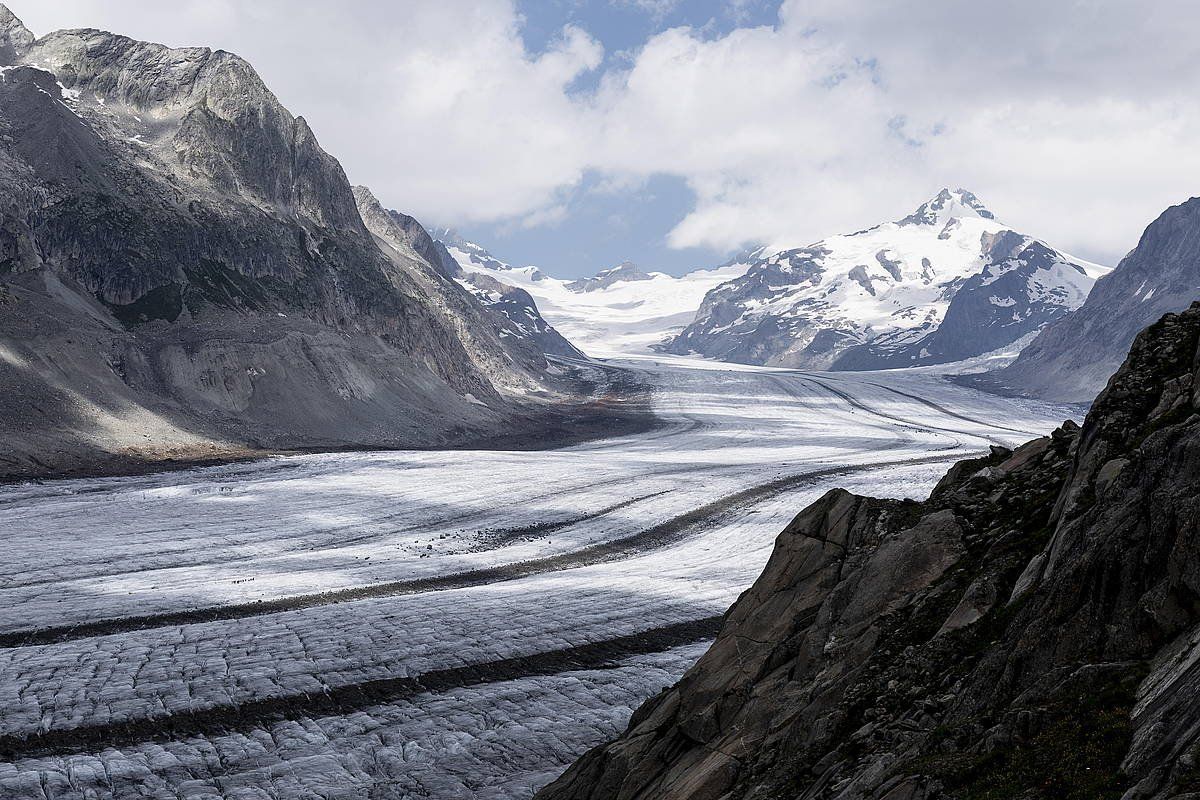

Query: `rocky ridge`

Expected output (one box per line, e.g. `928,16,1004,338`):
977,196,1200,402
0,6,608,480
666,189,1106,370
566,262,656,293
353,186,581,380
539,302,1200,799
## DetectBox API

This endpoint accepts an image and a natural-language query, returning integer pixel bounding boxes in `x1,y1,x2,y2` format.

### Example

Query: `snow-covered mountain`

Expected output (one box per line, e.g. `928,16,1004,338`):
667,189,1110,369
456,272,585,359
439,241,758,358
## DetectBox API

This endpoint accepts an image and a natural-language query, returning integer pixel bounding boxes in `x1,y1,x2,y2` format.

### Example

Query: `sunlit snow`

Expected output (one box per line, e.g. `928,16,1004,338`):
0,357,1075,798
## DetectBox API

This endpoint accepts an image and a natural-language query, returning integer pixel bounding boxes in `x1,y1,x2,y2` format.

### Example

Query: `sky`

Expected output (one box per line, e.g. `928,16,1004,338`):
7,0,1200,277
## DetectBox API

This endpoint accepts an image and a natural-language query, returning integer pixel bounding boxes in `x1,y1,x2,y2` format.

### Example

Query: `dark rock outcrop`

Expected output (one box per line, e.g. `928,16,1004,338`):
979,196,1200,402
538,303,1200,800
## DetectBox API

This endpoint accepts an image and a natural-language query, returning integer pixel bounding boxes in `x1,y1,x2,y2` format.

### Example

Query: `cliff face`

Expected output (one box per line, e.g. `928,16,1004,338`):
0,7,599,480
538,303,1200,800
978,197,1200,402
352,186,582,375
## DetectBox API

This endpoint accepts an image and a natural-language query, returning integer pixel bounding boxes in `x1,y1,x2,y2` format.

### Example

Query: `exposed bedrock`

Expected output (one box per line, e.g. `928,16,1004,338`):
0,6,617,481
539,302,1200,800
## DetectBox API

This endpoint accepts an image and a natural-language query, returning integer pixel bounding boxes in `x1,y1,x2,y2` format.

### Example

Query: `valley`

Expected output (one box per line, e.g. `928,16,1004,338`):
1,5,1195,798
0,356,1070,798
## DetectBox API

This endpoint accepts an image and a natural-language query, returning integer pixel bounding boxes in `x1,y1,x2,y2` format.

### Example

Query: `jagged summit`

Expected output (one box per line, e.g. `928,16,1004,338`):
900,187,996,226
26,28,275,112
565,261,655,293
435,229,514,274
667,188,1103,370
0,4,33,64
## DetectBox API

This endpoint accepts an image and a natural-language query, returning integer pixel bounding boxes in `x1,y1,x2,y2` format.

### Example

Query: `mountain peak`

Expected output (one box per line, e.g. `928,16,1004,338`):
900,187,995,226
600,260,645,276
565,261,654,293
434,229,512,273
0,4,34,64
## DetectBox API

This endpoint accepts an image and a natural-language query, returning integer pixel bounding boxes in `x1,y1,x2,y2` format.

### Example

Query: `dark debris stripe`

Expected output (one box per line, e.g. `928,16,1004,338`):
0,616,724,761
468,489,672,553
0,452,969,649
862,381,1037,436
798,375,1008,446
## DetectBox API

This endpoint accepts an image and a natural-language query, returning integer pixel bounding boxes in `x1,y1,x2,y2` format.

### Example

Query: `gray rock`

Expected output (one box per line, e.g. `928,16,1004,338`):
0,3,32,63
565,261,655,293
353,185,581,369
539,303,1200,800
975,196,1200,402
0,5,600,480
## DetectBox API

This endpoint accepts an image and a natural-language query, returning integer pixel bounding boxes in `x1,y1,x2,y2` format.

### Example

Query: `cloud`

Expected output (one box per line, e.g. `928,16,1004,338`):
9,0,1200,264
574,0,1200,260
610,0,681,21
7,0,603,227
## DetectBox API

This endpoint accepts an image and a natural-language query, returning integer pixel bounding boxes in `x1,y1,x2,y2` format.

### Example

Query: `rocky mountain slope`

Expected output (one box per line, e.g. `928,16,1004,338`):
353,186,582,366
976,196,1200,402
538,302,1200,800
456,270,585,359
565,262,655,293
440,240,756,358
666,189,1108,370
0,6,608,481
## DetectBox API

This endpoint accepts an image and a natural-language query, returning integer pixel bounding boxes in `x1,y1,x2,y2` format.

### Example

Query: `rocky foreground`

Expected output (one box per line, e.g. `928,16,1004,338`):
539,303,1200,799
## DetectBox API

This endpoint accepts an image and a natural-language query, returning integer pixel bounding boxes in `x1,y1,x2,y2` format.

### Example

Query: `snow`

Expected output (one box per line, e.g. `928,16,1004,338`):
444,245,751,358
435,225,1054,367
744,211,1099,341
55,82,80,103
0,359,1074,798
680,189,1113,364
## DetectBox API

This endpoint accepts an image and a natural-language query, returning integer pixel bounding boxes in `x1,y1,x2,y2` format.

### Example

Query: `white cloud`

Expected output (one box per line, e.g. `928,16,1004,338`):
8,0,1200,263
7,0,603,227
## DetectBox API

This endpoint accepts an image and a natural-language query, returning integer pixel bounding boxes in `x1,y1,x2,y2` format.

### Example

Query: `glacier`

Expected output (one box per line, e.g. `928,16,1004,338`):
0,356,1075,799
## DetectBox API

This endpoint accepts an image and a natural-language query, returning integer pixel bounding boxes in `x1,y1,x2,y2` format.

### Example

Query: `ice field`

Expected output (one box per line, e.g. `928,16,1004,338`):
0,357,1074,799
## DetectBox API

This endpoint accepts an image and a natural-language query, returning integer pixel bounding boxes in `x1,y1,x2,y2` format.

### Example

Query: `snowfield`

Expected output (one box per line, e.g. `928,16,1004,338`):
441,191,1111,372
443,244,751,358
0,357,1075,799
667,189,1113,370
